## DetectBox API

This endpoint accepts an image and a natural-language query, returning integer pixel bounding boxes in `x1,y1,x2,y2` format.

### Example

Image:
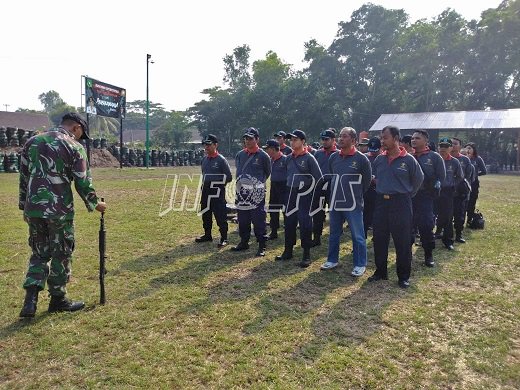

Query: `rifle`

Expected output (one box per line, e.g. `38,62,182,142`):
99,197,107,304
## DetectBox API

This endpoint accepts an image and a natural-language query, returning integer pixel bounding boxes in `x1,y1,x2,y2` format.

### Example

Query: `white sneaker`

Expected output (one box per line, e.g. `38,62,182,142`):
351,266,366,277
320,261,338,270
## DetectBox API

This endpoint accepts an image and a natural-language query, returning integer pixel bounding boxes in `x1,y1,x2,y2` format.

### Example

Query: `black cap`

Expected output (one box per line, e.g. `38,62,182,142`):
62,112,89,139
311,142,321,149
273,131,286,138
263,139,279,149
243,127,259,138
202,134,218,145
320,129,336,139
287,129,306,140
439,137,453,146
367,137,381,152
400,135,412,146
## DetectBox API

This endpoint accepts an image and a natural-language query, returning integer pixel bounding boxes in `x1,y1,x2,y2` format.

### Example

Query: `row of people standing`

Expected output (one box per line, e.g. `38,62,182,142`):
196,126,486,289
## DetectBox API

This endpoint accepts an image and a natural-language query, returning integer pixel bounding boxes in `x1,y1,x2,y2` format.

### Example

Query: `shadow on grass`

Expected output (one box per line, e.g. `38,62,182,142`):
0,313,50,340
114,240,215,274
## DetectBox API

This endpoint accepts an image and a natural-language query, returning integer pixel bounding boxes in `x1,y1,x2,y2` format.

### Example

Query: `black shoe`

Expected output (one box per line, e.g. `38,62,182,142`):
256,242,266,257
445,244,455,251
398,280,410,289
268,231,278,240
455,236,466,243
231,241,249,251
299,249,311,268
311,237,321,247
424,250,434,267
275,247,293,261
19,287,39,318
195,234,212,243
368,273,388,282
48,296,85,313
217,238,228,248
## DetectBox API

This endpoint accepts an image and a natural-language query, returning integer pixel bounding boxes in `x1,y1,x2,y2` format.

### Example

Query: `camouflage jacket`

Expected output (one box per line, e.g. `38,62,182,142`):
19,127,98,219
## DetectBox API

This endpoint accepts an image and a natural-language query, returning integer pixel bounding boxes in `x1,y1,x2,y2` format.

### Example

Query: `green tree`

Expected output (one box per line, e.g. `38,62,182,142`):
38,90,64,113
152,111,191,148
49,103,77,126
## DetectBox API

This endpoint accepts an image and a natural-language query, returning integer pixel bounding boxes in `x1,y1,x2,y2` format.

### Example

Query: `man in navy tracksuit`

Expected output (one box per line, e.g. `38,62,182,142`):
312,128,337,247
275,130,323,268
369,126,423,288
435,138,464,250
196,134,233,247
232,128,272,256
451,137,473,243
411,130,446,267
320,127,372,276
465,142,487,225
274,131,293,156
263,139,288,240
363,137,381,238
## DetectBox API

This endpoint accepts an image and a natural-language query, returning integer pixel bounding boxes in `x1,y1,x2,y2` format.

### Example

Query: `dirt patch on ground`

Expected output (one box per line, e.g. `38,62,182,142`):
90,149,120,168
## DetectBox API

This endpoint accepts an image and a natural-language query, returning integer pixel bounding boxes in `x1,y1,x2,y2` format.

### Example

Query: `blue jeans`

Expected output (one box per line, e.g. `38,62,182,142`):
327,207,367,267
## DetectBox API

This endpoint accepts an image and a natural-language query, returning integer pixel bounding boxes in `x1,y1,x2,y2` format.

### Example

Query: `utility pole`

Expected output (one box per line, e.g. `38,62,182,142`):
146,54,153,168
3,104,10,112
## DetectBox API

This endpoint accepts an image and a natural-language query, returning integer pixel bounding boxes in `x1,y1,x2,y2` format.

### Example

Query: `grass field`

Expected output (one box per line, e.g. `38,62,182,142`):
1,168,519,389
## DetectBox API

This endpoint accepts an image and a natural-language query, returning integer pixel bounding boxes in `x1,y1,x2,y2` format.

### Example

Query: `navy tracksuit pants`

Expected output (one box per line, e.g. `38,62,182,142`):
285,186,313,249
373,193,413,281
312,183,330,238
201,184,228,239
268,181,288,232
412,190,436,252
237,199,267,243
435,187,455,246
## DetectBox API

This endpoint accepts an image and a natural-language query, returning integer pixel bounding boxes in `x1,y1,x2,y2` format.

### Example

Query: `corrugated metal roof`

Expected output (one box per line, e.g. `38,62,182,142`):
368,108,520,131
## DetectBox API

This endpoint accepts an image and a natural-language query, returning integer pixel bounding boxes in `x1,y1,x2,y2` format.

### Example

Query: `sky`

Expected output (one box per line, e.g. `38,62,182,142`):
1,0,503,113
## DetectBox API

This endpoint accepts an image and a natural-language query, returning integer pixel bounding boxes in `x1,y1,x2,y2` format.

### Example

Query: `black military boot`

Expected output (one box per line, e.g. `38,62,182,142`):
231,240,249,251
195,231,212,243
19,286,39,318
48,295,85,313
256,241,266,257
299,248,311,268
455,230,466,243
311,233,321,247
424,248,435,267
275,245,293,261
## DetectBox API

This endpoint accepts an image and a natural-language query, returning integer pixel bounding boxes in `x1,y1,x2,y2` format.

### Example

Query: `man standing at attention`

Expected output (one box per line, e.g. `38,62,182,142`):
312,128,337,247
451,137,473,243
263,139,288,240
195,134,232,247
275,130,322,268
369,126,423,288
320,127,372,276
18,113,107,318
411,130,446,267
273,131,293,156
436,138,463,250
232,128,271,257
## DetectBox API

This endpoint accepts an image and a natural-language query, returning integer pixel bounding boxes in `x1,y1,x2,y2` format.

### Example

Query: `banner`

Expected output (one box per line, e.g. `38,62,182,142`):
85,77,126,119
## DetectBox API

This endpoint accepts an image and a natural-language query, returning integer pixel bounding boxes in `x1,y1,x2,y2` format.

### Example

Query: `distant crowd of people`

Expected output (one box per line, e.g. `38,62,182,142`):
197,126,487,289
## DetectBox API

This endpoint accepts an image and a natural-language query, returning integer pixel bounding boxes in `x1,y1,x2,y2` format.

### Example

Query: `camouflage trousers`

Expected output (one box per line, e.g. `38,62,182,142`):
23,217,75,297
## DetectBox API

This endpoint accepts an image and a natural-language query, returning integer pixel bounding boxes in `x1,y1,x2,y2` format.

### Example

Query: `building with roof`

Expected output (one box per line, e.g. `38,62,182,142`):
369,108,520,168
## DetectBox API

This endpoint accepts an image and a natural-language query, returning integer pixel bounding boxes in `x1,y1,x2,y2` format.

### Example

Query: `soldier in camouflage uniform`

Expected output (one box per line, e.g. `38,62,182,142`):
18,112,107,318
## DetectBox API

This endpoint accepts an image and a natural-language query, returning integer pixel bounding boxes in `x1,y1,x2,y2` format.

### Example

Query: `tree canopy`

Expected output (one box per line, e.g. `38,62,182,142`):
189,0,520,154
